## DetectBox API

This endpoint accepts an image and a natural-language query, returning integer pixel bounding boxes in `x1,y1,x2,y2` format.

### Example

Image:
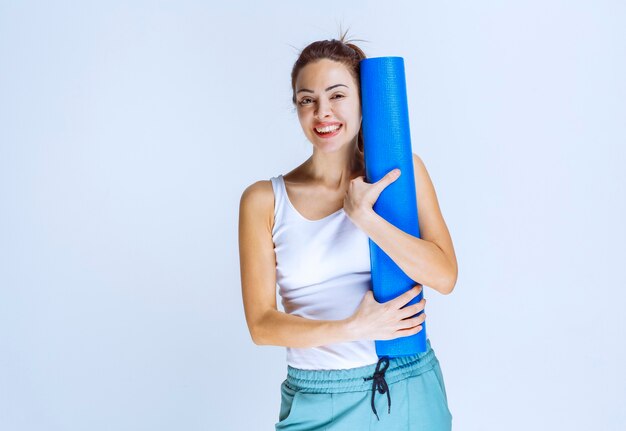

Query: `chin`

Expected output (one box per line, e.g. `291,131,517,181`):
312,139,350,153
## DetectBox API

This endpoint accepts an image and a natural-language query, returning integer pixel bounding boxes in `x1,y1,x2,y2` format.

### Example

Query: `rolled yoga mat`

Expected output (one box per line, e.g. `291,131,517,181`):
360,56,427,357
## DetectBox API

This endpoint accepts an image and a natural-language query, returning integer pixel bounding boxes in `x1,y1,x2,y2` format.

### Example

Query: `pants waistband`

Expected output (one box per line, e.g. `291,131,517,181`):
285,338,438,394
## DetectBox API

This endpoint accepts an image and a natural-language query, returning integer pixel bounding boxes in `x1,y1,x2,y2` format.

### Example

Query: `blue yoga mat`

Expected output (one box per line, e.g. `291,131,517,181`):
360,56,427,357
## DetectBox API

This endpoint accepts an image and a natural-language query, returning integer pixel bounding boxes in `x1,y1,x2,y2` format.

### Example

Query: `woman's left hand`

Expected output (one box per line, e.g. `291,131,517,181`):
343,168,401,225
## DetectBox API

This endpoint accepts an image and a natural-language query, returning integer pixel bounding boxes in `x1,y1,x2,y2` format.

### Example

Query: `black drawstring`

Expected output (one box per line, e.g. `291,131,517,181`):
363,355,391,421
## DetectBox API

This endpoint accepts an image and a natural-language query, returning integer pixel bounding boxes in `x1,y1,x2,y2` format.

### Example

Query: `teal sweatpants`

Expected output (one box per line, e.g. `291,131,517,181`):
275,338,452,430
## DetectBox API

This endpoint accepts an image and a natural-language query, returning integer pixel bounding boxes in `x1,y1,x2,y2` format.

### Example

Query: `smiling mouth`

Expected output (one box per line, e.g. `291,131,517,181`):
313,124,342,137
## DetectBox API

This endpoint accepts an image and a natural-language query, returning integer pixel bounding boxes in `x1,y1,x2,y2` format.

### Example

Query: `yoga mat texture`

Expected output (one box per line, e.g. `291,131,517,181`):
360,56,427,357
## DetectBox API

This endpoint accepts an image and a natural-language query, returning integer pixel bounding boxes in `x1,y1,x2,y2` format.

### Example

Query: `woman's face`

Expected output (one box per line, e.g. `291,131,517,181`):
295,59,361,153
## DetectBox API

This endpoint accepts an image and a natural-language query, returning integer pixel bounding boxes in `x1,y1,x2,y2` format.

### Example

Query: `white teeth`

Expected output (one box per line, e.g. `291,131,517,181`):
315,124,341,133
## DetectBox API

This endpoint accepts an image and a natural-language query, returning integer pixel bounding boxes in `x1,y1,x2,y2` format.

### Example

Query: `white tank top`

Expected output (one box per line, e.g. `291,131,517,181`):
270,174,379,370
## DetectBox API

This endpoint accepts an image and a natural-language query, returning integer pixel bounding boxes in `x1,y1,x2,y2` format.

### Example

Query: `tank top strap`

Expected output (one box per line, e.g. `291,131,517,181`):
269,174,288,236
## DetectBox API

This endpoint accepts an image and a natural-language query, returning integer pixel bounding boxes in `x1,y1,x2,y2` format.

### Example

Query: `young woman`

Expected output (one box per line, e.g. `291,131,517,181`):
239,33,458,430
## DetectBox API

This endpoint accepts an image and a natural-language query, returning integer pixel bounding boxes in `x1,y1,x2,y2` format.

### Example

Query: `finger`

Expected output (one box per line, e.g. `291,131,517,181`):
374,168,401,193
397,323,423,336
390,284,422,308
398,298,426,319
399,313,426,330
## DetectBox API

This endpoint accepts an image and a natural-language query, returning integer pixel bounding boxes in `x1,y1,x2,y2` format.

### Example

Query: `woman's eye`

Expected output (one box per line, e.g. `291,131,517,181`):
299,94,343,106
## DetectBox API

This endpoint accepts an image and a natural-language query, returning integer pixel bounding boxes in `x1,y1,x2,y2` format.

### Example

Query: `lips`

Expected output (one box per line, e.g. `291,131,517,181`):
313,123,343,138
314,121,342,128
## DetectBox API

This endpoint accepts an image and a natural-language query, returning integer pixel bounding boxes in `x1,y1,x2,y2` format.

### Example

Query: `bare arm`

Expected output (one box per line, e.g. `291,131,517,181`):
254,310,357,348
238,180,358,347
349,153,458,295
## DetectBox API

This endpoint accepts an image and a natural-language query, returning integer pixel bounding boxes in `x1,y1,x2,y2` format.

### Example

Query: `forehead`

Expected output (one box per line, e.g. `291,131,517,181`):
295,59,355,90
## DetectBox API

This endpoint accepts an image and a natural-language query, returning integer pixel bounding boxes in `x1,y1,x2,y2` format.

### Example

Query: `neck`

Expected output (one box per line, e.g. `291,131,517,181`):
305,139,364,189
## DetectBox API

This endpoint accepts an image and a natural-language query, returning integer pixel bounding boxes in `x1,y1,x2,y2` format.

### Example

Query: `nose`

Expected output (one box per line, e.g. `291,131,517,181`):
315,98,333,119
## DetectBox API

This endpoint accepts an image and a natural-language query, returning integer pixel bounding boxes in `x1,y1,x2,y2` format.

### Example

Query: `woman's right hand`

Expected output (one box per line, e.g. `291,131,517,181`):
345,285,426,341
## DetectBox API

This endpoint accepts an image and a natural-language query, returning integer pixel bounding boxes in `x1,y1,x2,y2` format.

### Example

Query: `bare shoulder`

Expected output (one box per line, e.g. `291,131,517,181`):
238,179,279,343
411,152,446,234
411,152,438,202
239,179,275,232
411,153,429,179
411,152,458,288
240,179,274,205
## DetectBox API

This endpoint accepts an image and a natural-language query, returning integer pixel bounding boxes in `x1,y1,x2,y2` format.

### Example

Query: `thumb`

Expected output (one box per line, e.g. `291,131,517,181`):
374,168,401,192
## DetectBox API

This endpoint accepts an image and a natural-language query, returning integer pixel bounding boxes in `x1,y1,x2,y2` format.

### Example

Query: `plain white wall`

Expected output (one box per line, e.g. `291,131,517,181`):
1,1,624,430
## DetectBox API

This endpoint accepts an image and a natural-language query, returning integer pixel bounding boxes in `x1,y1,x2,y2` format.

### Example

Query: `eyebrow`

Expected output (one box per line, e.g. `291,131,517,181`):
296,84,348,95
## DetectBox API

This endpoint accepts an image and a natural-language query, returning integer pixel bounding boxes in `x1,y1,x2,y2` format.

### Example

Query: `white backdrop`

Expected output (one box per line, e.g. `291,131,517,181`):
1,1,624,430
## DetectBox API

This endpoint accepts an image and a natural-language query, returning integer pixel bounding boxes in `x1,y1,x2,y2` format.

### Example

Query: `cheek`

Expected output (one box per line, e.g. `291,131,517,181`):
296,110,306,124
349,108,361,126
297,112,313,132
349,100,361,118
297,107,309,118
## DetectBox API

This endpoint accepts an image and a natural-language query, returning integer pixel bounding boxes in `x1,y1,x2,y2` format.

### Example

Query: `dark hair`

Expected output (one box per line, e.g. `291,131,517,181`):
290,27,369,155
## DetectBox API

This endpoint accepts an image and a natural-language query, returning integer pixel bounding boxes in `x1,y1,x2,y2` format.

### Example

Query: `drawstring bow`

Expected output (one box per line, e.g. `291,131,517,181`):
363,356,391,421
